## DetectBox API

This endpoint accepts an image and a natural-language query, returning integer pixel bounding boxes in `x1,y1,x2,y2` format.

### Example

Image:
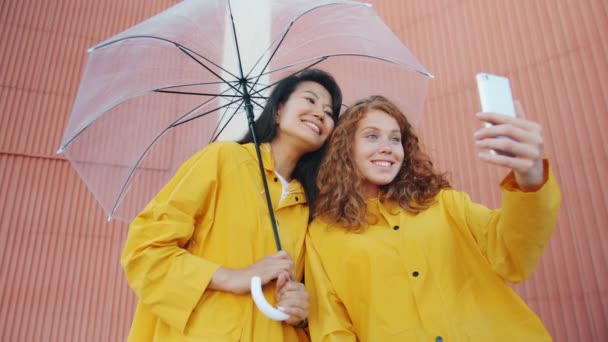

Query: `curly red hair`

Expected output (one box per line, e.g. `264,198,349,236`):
315,95,450,230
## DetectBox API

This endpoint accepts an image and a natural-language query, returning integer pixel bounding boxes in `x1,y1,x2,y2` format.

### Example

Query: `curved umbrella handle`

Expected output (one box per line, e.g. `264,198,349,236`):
251,276,289,321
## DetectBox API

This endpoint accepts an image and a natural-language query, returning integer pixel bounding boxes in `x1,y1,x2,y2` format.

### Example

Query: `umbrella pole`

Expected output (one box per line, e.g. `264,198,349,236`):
229,0,281,251
244,97,282,251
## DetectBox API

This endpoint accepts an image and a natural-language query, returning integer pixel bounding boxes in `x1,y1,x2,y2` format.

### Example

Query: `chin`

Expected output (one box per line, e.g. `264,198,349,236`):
372,176,397,186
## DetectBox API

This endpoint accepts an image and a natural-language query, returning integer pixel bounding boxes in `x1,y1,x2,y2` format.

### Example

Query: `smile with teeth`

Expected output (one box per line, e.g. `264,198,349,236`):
372,160,393,167
303,121,321,134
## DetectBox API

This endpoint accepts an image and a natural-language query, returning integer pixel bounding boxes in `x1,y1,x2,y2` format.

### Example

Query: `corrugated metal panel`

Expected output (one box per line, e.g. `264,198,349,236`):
0,154,135,341
0,1,177,341
1,0,606,341
370,0,607,341
0,0,178,157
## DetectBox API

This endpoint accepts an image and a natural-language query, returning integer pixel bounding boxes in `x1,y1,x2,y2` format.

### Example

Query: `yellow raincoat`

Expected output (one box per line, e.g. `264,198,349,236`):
121,142,309,341
306,161,561,341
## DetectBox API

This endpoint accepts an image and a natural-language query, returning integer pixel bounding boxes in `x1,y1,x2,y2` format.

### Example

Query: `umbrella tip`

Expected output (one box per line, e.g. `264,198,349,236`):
107,214,113,222
56,147,65,154
87,47,95,53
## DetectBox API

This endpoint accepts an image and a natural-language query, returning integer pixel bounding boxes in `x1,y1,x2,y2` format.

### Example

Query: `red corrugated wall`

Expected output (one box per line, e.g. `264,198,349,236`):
1,0,606,341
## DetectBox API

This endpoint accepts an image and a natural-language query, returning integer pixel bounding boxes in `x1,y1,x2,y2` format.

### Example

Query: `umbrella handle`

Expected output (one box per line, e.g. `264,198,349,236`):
250,276,290,321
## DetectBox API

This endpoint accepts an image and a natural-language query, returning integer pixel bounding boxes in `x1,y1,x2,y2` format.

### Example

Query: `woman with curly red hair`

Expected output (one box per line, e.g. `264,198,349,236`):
305,95,561,341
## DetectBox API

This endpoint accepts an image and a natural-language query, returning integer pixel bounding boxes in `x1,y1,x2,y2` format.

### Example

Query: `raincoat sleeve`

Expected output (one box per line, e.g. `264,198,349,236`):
448,159,561,283
305,236,357,342
120,143,225,333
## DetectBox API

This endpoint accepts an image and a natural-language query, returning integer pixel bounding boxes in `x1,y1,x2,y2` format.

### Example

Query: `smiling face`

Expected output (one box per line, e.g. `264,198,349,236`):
352,109,405,198
275,81,335,153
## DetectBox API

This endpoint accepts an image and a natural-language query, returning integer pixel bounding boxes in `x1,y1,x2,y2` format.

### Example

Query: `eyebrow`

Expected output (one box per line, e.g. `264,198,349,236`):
304,90,333,110
303,90,319,99
360,126,401,134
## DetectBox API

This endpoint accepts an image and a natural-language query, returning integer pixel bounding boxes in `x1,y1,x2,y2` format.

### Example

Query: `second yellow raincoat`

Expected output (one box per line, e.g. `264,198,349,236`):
121,142,309,341
306,161,561,341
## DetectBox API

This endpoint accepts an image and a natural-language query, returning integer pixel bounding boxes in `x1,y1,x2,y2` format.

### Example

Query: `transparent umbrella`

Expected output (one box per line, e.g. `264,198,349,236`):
58,0,433,321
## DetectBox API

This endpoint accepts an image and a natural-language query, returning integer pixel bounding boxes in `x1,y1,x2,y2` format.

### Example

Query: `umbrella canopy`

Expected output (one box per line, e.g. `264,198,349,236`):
58,0,432,223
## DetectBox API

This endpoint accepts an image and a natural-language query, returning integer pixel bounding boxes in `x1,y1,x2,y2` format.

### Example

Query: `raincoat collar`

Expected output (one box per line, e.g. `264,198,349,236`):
243,142,274,172
243,142,307,205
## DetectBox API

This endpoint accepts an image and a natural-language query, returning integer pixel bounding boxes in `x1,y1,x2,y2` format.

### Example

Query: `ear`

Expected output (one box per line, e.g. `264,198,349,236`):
276,103,284,124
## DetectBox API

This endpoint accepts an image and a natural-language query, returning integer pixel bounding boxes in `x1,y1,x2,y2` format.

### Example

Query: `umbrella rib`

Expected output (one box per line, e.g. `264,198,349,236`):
248,58,327,98
260,53,434,79
170,98,242,128
249,98,265,110
58,86,237,153
245,1,370,82
209,100,245,143
90,35,241,80
155,89,266,99
176,45,244,96
161,80,241,88
109,97,243,219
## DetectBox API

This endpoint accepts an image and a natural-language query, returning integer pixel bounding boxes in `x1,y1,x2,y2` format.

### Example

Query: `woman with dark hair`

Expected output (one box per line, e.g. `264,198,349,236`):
305,95,561,341
121,69,342,341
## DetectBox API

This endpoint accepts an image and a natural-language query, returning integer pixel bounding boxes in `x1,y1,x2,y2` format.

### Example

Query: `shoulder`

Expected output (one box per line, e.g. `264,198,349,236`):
306,218,351,264
435,187,477,206
426,188,477,218
308,217,350,245
174,142,247,178
202,141,245,156
194,141,250,163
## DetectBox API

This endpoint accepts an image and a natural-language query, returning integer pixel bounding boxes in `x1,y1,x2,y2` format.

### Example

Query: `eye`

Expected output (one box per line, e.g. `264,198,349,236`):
306,97,316,105
391,136,402,144
365,134,378,141
324,110,333,117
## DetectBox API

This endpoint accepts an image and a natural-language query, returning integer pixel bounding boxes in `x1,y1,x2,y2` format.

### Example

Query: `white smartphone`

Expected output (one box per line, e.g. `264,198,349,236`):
476,73,517,156
476,72,516,119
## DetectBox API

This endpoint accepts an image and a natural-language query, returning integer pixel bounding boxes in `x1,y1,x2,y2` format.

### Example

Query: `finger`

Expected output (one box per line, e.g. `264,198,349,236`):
476,112,541,132
276,260,295,280
476,111,516,125
477,151,537,171
279,281,305,293
475,138,542,160
260,267,288,285
279,306,308,323
277,287,308,310
474,123,542,146
276,280,304,300
277,300,308,320
274,250,291,259
276,272,289,291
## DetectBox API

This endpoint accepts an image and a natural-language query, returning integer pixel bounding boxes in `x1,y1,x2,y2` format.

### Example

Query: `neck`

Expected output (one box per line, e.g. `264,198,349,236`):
270,139,304,181
362,183,380,199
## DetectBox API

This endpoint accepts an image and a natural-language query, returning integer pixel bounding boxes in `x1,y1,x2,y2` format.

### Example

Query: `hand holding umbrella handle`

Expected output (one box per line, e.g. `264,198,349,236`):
251,276,289,321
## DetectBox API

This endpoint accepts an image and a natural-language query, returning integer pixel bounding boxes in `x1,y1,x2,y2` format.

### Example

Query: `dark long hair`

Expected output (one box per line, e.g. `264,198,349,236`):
239,69,342,219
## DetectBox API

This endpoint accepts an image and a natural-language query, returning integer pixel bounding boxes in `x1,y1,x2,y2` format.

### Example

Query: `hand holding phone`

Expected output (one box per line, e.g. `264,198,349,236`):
474,74,546,188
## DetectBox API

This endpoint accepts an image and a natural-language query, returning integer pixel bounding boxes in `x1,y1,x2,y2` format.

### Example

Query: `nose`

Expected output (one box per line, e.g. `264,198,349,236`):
378,139,392,154
312,109,324,122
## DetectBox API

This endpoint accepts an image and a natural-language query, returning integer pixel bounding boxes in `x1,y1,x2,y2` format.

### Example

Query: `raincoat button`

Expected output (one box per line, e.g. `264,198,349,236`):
436,337,443,342
295,196,299,202
274,177,278,182
412,271,419,277
393,225,399,230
